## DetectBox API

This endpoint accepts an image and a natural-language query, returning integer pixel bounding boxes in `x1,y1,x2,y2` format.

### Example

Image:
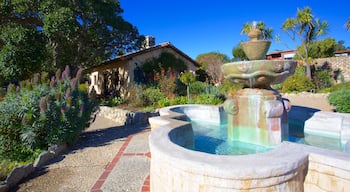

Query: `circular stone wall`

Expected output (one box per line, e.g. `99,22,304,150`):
149,105,308,192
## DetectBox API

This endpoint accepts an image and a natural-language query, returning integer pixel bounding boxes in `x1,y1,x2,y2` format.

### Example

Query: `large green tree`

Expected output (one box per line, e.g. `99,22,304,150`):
294,38,340,60
347,17,350,31
0,0,144,81
282,7,328,78
196,52,230,85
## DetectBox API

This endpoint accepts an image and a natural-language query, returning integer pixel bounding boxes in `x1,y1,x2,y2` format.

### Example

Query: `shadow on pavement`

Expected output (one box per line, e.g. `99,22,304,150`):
288,105,320,137
11,119,149,191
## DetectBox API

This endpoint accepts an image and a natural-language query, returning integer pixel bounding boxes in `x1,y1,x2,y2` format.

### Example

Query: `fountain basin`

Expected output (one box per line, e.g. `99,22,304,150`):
149,104,350,192
221,60,297,88
241,40,271,60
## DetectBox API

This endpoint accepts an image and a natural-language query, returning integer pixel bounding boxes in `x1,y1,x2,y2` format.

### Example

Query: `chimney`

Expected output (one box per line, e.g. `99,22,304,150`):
143,36,155,49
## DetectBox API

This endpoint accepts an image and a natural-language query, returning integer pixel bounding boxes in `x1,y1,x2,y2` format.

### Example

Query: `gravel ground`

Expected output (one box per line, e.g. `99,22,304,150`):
12,116,146,192
282,93,334,112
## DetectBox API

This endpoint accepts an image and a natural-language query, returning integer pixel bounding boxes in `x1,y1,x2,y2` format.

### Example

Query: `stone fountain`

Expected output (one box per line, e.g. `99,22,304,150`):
148,22,350,192
222,22,297,146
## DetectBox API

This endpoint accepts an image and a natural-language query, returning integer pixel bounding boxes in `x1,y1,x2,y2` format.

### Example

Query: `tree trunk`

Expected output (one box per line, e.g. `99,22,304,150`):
187,84,190,103
303,44,312,79
305,61,312,79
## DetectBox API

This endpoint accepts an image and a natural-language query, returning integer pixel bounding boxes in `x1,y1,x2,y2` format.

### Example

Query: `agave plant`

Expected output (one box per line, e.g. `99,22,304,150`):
241,21,273,40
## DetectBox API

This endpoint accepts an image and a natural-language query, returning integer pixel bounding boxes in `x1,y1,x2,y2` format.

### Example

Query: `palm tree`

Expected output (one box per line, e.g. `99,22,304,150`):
241,21,273,40
346,17,350,31
282,7,328,79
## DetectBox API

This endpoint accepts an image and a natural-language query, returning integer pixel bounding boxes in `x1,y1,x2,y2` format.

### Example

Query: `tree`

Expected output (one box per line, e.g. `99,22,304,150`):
196,52,230,85
0,25,46,80
335,40,347,51
232,43,248,61
241,21,273,40
0,1,144,81
347,17,350,31
179,71,196,103
294,38,337,59
282,7,328,78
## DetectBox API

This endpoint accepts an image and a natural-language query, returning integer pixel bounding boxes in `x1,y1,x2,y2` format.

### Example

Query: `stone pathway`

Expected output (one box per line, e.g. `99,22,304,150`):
13,116,151,192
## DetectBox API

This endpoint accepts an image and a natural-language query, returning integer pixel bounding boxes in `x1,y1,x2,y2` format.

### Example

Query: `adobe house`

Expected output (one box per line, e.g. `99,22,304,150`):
86,37,199,98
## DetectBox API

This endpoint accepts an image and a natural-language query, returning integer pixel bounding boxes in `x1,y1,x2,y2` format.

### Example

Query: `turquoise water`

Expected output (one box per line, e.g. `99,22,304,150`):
190,121,272,155
189,120,345,155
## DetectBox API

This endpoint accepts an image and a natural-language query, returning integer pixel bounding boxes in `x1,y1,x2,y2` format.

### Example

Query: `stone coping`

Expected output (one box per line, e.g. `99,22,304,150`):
149,104,350,191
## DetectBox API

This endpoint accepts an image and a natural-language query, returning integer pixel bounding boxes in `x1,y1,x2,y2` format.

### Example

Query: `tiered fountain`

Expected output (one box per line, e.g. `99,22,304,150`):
222,22,296,146
148,22,350,192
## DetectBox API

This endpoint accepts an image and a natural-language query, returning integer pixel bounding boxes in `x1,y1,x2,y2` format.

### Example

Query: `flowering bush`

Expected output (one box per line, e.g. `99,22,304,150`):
0,66,97,162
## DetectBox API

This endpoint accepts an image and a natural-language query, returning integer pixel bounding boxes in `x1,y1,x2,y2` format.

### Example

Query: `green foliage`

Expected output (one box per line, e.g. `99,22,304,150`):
194,94,224,105
0,67,96,163
101,96,124,107
282,6,328,78
157,96,188,108
141,87,165,107
241,21,273,40
179,71,196,102
189,81,208,95
294,38,338,60
0,159,21,181
155,68,177,99
217,79,243,96
318,82,350,93
312,69,333,90
196,52,229,85
328,89,350,113
141,52,188,77
179,71,196,86
0,148,42,181
281,66,316,93
0,25,46,80
0,1,143,79
232,43,248,61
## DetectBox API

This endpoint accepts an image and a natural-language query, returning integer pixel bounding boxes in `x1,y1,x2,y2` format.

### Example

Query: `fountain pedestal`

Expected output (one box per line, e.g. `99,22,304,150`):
224,88,290,146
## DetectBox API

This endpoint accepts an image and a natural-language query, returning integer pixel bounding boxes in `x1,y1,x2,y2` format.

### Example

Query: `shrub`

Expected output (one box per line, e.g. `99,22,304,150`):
101,96,124,107
189,81,208,95
217,79,242,96
0,67,97,162
194,94,225,105
141,87,165,107
313,69,333,90
317,82,350,93
328,89,350,113
281,75,315,93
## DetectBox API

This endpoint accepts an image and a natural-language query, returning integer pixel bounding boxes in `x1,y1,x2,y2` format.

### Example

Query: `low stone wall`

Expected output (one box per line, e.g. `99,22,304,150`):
0,144,67,192
315,56,350,82
304,153,350,192
97,106,158,126
304,111,350,145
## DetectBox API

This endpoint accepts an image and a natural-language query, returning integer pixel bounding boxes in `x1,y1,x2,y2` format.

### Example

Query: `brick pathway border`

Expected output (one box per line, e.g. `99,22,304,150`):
90,130,151,192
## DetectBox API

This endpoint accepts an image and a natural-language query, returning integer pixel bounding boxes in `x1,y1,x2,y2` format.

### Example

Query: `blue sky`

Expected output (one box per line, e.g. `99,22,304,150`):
119,0,349,59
